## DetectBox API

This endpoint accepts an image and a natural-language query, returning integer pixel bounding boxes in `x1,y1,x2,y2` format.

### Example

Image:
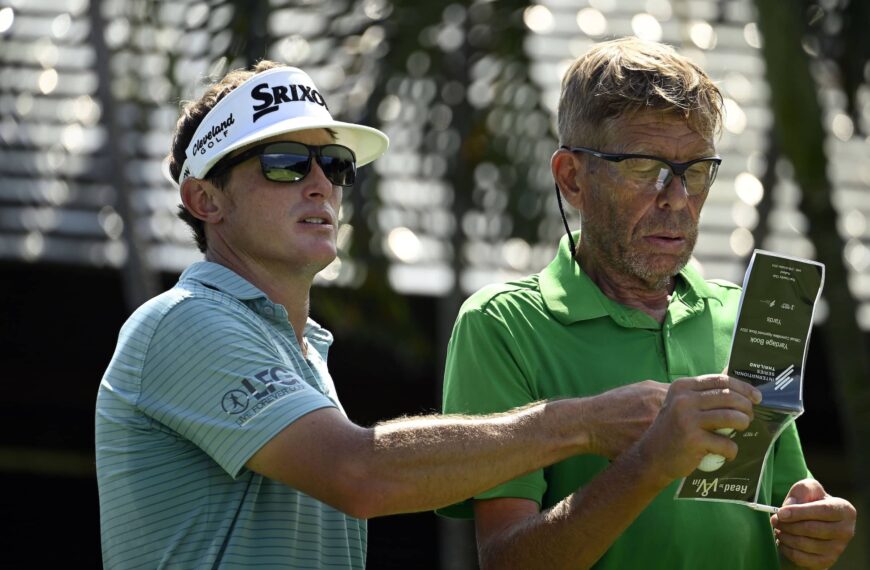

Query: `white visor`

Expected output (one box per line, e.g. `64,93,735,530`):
171,66,389,184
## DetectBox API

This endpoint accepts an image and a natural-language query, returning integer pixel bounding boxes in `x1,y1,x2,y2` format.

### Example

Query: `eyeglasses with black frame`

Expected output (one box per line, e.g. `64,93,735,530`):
207,141,357,187
561,145,722,196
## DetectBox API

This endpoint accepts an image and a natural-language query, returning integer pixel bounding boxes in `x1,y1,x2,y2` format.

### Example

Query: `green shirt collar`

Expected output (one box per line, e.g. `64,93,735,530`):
540,232,715,328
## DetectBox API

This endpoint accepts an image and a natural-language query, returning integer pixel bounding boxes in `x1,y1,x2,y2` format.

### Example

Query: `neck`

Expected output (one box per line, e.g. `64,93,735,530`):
576,245,674,324
205,247,313,345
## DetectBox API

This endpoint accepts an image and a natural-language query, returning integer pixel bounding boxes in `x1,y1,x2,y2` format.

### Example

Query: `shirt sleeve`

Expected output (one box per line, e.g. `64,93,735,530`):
437,301,546,519
137,297,337,478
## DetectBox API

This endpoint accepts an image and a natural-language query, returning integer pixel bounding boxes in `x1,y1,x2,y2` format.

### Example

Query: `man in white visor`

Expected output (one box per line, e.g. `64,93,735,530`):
95,61,757,569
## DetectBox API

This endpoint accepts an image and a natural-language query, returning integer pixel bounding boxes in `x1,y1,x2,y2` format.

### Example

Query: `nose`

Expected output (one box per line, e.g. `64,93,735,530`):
655,168,689,211
302,160,334,201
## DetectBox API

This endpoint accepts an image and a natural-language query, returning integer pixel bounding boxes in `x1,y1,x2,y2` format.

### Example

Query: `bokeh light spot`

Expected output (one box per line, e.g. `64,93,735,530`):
52,13,71,38
576,8,607,36
735,172,764,206
524,5,554,34
39,69,59,94
831,112,854,141
843,209,866,238
0,7,13,34
689,21,716,50
723,98,747,134
388,227,423,263
743,22,761,48
729,227,754,257
631,14,662,42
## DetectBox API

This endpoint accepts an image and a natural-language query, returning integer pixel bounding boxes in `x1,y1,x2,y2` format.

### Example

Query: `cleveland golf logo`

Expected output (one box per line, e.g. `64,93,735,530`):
251,81,329,122
191,112,235,156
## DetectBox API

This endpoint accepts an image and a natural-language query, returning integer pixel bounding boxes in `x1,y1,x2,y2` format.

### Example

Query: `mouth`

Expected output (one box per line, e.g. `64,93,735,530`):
646,233,683,241
298,214,334,227
642,233,687,251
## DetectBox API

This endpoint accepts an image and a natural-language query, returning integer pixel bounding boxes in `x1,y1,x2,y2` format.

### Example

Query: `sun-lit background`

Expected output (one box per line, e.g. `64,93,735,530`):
1,0,868,567
3,0,870,311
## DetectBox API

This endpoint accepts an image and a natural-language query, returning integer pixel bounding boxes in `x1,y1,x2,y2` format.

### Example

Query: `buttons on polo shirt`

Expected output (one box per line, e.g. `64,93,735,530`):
274,305,289,321
249,299,279,320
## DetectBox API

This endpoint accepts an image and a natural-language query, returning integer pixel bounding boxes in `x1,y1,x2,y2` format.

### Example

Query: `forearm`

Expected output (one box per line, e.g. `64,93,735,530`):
358,399,590,517
479,445,670,570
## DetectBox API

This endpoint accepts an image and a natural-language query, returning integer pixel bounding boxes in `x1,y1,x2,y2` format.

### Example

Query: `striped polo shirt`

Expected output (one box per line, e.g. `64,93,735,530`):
96,261,366,569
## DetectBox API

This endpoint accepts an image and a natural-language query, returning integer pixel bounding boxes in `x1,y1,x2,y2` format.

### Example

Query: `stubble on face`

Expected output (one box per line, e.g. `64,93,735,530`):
582,202,698,290
573,111,713,293
581,193,698,290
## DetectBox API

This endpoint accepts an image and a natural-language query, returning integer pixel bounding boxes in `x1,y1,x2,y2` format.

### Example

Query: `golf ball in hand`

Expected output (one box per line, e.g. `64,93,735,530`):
697,428,735,472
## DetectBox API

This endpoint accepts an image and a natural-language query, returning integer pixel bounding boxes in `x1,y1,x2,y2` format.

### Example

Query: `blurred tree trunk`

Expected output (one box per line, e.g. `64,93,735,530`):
89,0,159,311
755,0,870,554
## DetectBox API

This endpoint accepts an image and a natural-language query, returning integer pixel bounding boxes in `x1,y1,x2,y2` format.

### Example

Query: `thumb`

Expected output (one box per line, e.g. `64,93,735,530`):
783,478,826,506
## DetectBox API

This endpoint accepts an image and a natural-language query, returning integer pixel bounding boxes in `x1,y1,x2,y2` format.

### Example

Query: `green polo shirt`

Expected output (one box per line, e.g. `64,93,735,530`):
440,234,809,569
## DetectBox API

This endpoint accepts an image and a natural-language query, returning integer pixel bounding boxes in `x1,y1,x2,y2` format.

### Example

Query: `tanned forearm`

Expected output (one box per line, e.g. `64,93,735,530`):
477,444,671,570
353,398,591,518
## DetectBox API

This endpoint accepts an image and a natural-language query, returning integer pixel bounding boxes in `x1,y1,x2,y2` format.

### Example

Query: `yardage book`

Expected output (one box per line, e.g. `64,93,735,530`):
676,250,825,507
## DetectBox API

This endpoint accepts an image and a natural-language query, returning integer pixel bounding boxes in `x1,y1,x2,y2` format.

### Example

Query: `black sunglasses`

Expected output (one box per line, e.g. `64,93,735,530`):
207,141,357,187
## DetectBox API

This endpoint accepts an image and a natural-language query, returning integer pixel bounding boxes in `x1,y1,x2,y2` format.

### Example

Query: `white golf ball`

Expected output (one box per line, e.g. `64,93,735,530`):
697,428,736,472
697,453,726,472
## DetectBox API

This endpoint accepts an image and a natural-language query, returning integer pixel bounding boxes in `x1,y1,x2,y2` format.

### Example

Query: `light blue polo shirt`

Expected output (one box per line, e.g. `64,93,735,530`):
96,261,366,569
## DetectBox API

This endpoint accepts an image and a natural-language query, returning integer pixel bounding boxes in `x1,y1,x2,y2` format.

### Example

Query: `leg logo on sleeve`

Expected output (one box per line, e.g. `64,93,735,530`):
220,366,306,416
222,390,250,414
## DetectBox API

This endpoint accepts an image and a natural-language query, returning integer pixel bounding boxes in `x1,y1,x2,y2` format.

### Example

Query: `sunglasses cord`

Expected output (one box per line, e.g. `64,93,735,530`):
554,183,578,265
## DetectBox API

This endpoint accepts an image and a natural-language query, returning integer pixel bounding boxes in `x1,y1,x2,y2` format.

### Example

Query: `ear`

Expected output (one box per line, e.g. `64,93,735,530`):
551,148,586,211
180,178,225,224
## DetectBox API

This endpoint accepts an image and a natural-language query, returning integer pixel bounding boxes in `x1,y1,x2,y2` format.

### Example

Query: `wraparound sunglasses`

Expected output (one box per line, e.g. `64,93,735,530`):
207,141,357,187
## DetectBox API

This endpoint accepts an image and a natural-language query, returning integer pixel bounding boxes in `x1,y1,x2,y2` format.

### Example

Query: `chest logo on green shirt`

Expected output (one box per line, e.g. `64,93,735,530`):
220,366,306,425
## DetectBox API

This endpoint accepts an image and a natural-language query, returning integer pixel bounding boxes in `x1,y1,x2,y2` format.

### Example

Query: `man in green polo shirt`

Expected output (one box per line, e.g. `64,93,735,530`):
441,38,855,569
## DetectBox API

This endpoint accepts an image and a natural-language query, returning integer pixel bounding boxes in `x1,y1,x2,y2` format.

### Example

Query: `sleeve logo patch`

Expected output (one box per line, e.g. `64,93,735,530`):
220,366,306,425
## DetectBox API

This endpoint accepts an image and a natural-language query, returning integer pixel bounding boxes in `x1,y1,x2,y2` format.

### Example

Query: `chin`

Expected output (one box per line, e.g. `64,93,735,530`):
311,250,338,269
625,252,689,287
299,239,337,259
282,244,337,273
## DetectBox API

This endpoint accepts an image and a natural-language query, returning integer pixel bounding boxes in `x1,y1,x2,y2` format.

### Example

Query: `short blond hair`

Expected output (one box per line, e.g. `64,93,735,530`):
557,37,723,148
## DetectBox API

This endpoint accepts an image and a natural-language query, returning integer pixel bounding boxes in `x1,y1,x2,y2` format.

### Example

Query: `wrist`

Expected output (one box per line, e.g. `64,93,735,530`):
628,438,678,492
544,398,593,456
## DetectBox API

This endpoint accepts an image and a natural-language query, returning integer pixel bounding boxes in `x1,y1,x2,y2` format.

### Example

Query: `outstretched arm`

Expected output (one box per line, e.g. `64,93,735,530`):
246,380,668,519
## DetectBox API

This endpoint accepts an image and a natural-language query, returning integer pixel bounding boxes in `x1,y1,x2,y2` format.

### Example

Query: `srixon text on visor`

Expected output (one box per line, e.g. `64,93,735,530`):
251,82,329,122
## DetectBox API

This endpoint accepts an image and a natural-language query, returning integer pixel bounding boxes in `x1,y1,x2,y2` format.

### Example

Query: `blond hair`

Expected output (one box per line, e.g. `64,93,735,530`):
557,37,723,148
